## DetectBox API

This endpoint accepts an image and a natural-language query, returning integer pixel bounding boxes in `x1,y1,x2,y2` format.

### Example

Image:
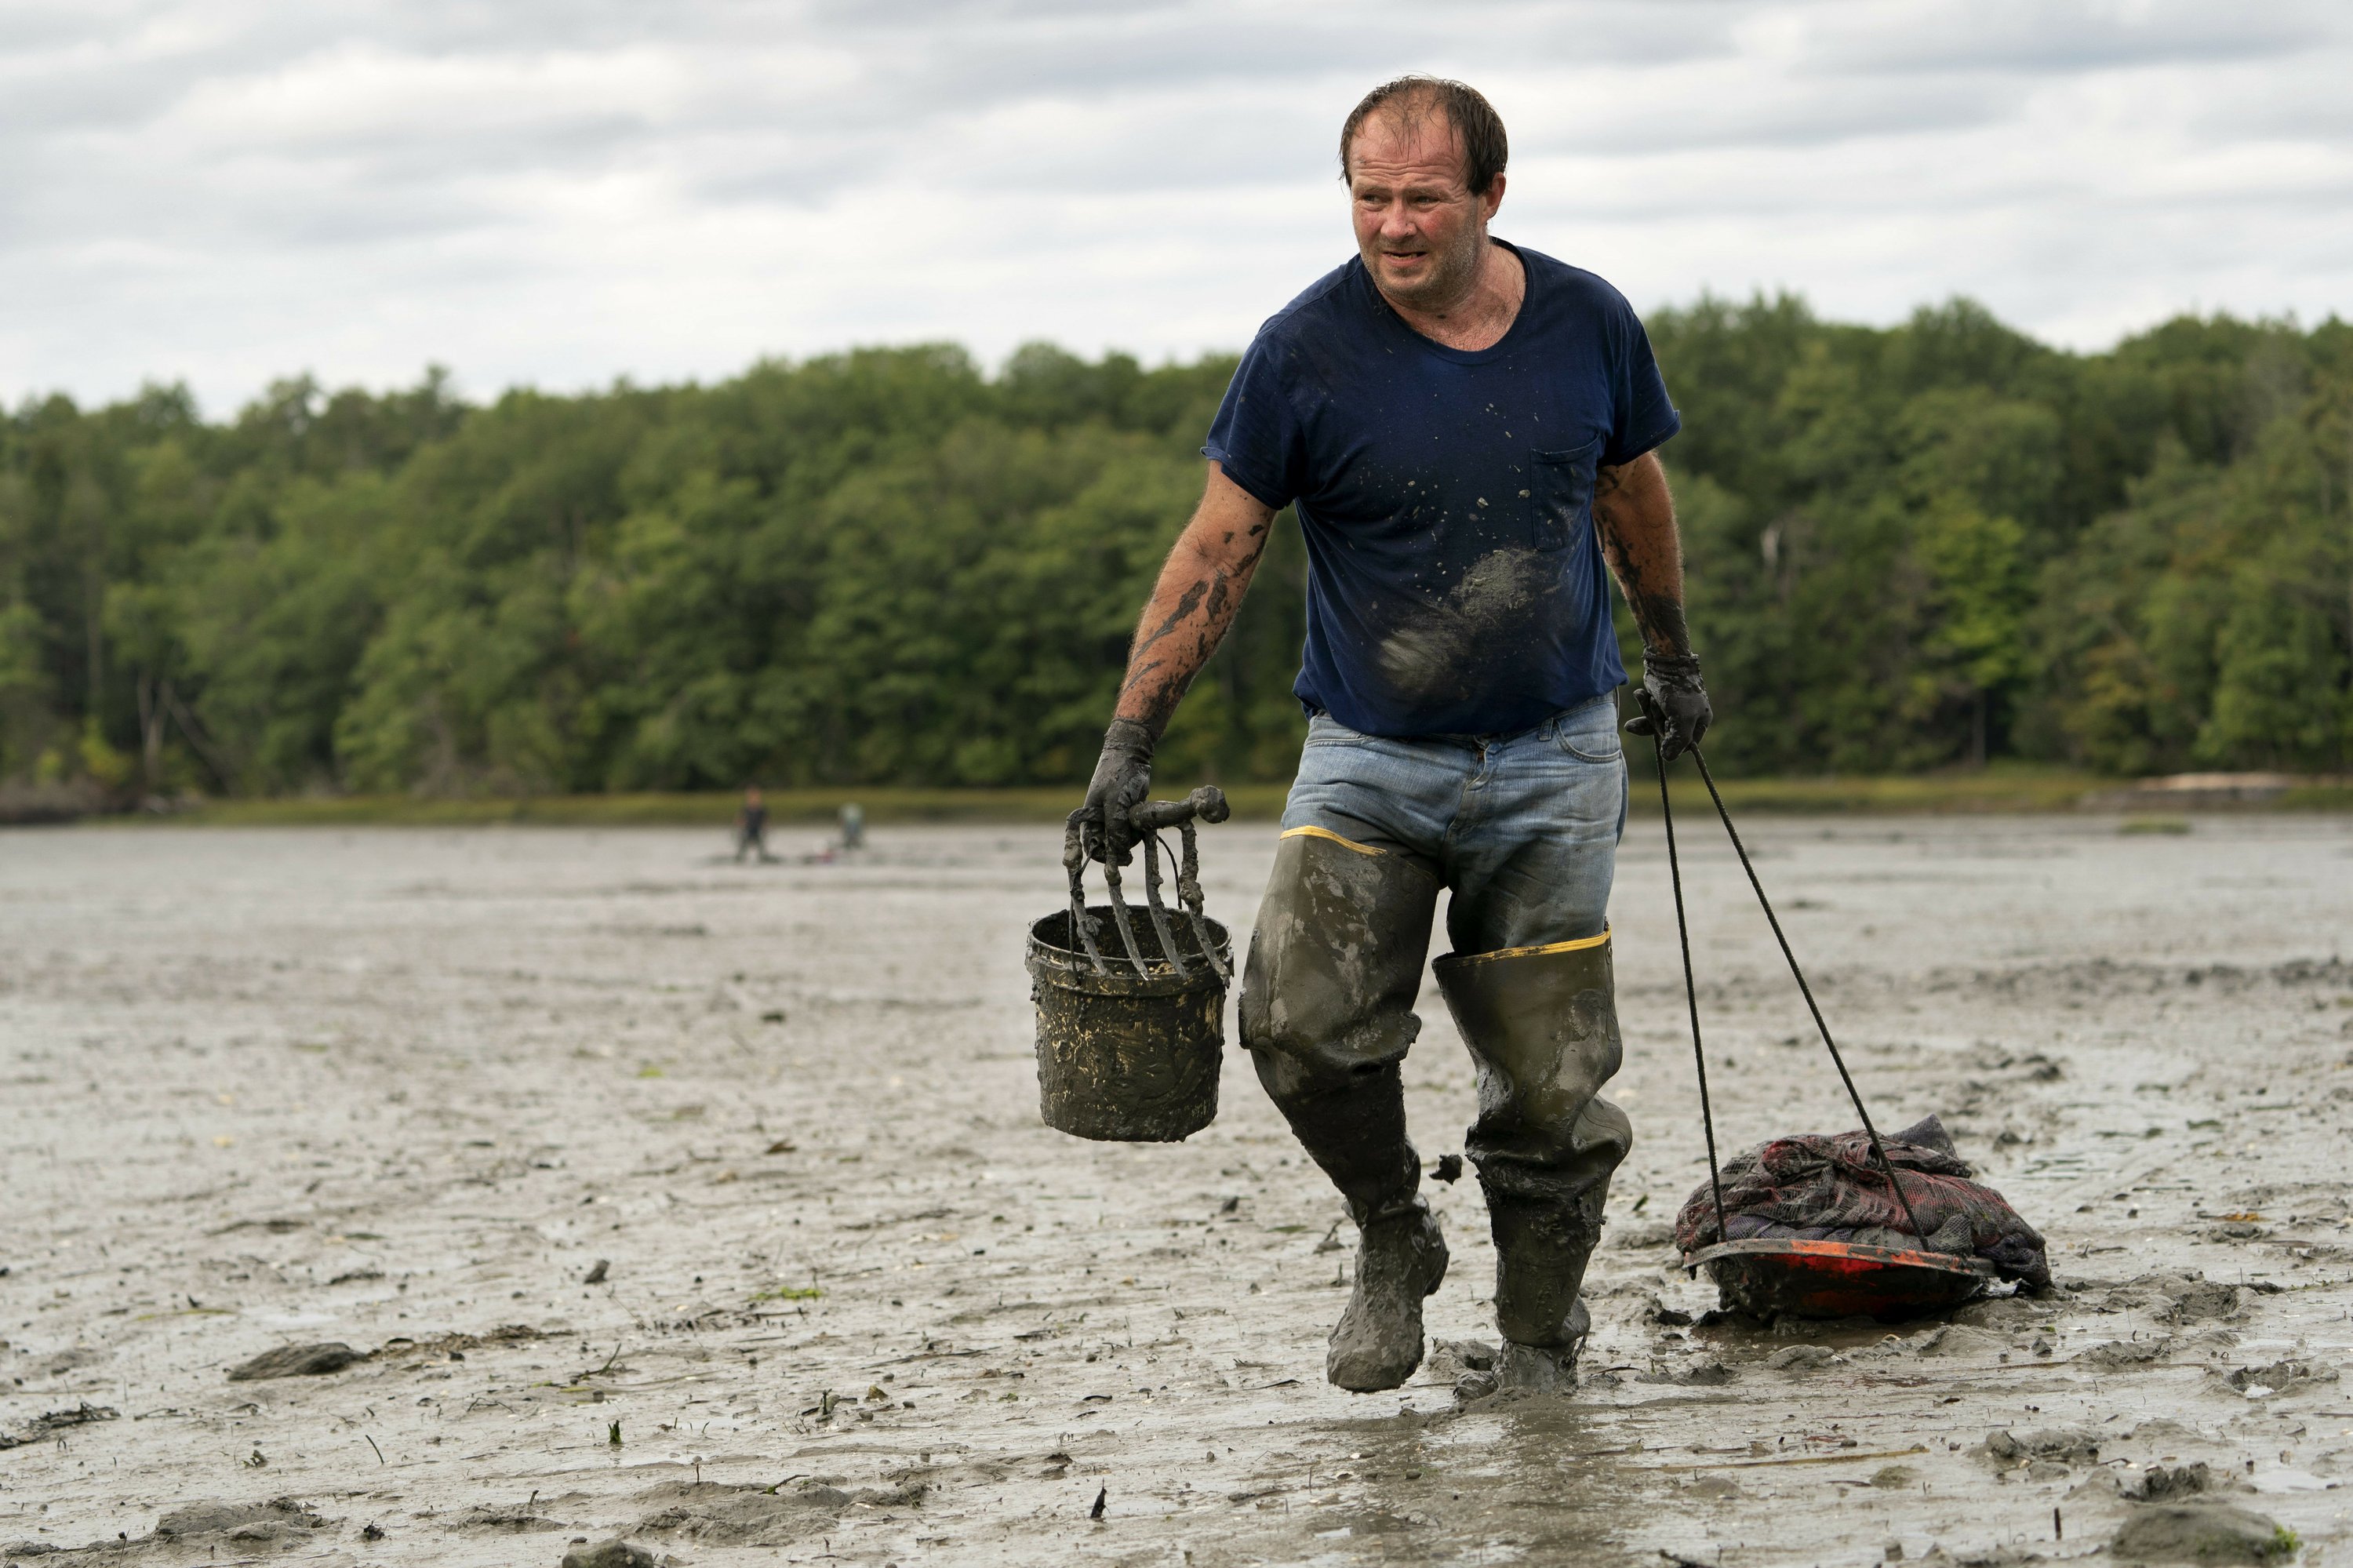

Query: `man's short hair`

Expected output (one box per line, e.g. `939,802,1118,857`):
1339,76,1508,195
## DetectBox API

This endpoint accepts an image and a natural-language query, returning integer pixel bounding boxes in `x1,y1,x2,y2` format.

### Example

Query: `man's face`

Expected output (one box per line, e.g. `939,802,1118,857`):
1347,110,1502,311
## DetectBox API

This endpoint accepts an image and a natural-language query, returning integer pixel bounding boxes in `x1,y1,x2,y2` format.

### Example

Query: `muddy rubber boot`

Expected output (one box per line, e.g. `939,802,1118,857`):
1485,1181,1607,1353
1326,1199,1449,1391
1271,1062,1450,1392
1488,1301,1588,1395
1240,826,1445,1394
1454,1242,1595,1402
1435,930,1633,1395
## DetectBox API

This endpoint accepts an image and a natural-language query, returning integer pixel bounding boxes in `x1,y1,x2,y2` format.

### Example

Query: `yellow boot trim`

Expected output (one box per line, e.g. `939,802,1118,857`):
1279,824,1387,857
1445,926,1612,965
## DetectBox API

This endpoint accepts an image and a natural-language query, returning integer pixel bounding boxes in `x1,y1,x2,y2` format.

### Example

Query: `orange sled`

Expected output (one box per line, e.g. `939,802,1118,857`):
1684,1237,1995,1321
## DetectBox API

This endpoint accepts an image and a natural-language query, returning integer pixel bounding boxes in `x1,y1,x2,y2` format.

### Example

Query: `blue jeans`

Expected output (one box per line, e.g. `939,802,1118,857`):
1279,693,1627,955
1240,694,1635,1349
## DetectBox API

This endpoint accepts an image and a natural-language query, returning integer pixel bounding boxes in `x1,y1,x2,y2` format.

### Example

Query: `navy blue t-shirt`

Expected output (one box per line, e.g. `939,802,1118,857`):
1204,242,1679,737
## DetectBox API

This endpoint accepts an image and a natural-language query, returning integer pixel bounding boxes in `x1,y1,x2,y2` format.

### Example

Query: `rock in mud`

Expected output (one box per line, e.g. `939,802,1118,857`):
1427,1338,1497,1378
1763,1344,1834,1370
2083,1337,2172,1368
2127,1464,2214,1501
155,1497,326,1541
1983,1428,2099,1468
2111,1503,2294,1564
225,1342,365,1381
2221,1358,2337,1395
561,1539,657,1568
1646,1294,1695,1326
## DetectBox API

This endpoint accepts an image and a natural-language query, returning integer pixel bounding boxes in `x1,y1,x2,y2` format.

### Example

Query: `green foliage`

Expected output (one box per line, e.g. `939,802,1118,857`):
1,345,1282,796
1646,296,2353,775
4,304,2350,799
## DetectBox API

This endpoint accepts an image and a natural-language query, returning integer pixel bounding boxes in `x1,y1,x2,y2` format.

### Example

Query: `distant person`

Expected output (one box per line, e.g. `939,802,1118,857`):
1067,78,1708,1397
734,786,775,864
837,802,864,853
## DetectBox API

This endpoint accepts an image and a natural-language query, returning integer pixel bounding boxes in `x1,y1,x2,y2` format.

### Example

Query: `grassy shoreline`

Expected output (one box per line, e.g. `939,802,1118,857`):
51,766,2353,827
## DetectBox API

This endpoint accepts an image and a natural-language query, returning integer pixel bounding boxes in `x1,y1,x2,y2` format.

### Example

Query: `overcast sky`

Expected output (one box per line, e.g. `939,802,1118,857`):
5,0,2351,413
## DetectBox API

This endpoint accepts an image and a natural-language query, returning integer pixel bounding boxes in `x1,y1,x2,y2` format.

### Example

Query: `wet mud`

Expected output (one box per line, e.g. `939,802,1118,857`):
2,816,2349,1564
1375,547,1557,709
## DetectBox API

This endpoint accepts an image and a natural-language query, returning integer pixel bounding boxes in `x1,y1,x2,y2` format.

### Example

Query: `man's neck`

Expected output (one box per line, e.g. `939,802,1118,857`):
1379,238,1526,353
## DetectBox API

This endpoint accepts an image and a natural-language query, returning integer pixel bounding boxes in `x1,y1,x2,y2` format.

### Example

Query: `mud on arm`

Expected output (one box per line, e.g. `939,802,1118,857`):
1592,450,1691,659
1115,463,1280,737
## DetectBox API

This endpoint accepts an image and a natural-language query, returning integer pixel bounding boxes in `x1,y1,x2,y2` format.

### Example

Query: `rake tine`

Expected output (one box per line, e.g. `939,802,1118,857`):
1069,874,1108,977
1101,855,1151,977
1177,820,1228,981
1140,829,1189,980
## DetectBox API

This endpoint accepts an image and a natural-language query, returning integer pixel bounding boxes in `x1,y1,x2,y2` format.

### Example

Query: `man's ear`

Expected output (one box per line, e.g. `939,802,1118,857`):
1480,173,1507,222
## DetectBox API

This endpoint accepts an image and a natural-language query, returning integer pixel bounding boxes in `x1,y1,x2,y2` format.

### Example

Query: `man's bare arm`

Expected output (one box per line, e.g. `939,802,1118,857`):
1115,463,1279,736
1592,450,1691,657
1594,449,1712,756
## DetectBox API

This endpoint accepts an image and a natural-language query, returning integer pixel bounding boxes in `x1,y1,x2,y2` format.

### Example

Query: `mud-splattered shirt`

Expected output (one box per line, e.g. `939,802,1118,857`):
1204,242,1678,737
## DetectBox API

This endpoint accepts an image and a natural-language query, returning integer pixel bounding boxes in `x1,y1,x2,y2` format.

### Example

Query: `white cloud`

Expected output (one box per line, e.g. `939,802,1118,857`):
2,0,2348,412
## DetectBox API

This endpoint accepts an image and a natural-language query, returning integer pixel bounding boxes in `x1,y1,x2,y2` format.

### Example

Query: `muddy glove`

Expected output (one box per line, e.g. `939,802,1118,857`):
1065,719,1155,868
1624,652,1712,761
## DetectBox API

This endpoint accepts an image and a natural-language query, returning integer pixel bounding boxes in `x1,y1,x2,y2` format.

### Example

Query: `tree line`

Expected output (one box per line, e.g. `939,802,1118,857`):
2,297,2348,802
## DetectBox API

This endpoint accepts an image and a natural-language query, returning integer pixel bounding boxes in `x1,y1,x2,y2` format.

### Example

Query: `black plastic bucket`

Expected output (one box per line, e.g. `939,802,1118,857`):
1027,904,1231,1142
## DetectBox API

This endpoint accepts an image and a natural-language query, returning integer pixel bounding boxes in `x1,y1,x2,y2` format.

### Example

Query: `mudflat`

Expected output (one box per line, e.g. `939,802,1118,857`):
2,816,2348,1564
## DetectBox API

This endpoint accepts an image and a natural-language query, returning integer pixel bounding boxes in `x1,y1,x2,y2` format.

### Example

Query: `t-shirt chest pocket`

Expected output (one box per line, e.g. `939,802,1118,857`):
1529,438,1602,553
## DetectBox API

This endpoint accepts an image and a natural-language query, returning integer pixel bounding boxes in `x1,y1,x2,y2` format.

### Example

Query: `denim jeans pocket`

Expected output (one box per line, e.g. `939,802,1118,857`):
1530,438,1602,553
1554,699,1624,764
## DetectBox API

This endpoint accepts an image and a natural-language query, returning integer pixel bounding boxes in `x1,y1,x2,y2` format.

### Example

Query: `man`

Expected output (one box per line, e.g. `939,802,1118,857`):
734,785,774,864
1071,77,1711,1395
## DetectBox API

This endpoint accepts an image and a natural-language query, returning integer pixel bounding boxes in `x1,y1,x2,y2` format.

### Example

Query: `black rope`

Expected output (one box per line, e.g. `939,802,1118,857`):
1650,723,1727,1245
1682,744,1926,1242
